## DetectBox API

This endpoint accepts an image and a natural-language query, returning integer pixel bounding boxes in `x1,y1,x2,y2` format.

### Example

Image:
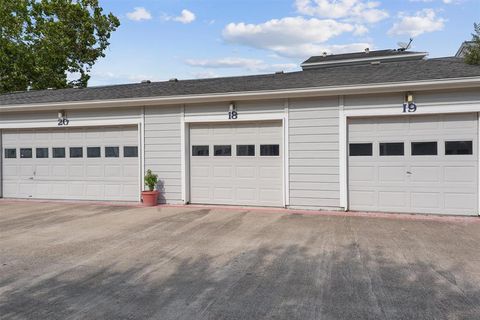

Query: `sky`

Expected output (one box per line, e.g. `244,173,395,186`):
88,0,480,86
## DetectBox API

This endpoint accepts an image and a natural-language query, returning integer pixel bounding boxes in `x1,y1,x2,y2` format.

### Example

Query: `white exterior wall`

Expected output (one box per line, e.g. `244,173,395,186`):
144,105,183,204
1,87,480,214
184,100,285,119
0,107,142,127
344,88,480,110
288,97,340,209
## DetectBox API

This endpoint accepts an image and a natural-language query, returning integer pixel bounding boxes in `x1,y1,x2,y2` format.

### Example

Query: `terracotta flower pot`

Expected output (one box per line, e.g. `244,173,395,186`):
142,190,159,206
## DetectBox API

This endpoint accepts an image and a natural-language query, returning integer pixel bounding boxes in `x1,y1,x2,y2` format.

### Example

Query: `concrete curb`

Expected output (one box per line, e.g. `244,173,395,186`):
1,198,479,224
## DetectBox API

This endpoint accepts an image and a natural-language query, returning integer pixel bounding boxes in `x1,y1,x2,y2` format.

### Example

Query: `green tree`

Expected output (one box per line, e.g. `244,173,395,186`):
465,22,480,65
0,0,120,94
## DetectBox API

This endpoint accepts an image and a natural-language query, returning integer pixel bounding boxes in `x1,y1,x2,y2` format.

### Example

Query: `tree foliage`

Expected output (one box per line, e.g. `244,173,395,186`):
0,0,120,94
465,22,480,65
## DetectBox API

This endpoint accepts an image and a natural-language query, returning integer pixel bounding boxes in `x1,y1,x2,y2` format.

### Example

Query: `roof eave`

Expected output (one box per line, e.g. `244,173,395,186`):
1,76,480,113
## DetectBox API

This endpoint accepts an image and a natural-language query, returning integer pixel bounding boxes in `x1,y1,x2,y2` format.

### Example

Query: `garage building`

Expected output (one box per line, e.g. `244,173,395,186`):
1,48,480,216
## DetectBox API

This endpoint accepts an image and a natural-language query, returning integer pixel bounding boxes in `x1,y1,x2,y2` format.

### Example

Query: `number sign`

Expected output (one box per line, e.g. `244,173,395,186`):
228,111,238,120
402,102,417,113
58,118,70,126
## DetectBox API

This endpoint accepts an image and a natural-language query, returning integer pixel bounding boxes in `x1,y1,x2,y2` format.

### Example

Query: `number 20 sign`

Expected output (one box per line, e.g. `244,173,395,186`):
402,102,417,113
57,118,69,126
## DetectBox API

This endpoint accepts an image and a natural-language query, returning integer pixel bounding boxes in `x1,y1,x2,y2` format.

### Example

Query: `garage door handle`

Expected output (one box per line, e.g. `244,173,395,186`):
406,171,412,174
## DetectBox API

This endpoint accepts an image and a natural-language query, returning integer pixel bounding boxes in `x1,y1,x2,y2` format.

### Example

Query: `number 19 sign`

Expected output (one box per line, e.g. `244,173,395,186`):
402,102,417,113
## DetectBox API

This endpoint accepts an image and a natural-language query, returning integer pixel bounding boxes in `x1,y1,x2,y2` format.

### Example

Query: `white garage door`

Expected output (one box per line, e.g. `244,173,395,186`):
348,113,478,215
189,121,283,207
1,126,140,201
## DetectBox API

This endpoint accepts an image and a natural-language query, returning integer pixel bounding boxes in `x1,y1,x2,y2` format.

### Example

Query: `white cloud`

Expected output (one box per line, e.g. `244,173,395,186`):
295,0,389,23
126,7,152,21
353,24,369,36
223,17,355,46
388,9,445,37
186,57,298,72
222,16,371,58
167,9,196,24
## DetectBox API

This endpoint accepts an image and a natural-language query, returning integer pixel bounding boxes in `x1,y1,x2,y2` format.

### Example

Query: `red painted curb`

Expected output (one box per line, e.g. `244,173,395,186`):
156,204,480,224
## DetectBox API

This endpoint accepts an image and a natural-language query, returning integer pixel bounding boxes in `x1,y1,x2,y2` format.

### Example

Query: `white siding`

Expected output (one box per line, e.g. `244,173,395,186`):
185,100,284,118
288,97,340,209
416,88,480,105
144,105,183,204
3,87,479,211
0,107,142,126
344,88,480,110
344,92,403,110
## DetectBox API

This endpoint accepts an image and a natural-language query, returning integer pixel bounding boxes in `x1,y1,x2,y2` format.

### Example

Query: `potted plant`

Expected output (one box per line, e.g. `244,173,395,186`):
142,169,159,206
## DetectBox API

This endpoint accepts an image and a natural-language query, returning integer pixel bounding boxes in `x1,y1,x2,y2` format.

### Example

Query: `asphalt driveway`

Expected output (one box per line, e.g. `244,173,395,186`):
0,201,479,320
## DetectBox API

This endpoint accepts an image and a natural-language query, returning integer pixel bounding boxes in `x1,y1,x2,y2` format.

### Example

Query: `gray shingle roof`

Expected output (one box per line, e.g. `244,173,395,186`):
301,49,424,64
1,57,480,106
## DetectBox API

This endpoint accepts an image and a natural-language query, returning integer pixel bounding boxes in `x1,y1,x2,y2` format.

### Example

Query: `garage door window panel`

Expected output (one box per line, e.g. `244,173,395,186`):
70,147,83,158
105,146,120,158
192,145,209,156
260,144,280,156
214,145,231,156
5,148,16,158
237,145,255,156
20,148,32,158
349,143,372,156
36,148,49,158
411,142,437,156
124,146,138,158
53,148,66,158
380,143,404,156
87,147,101,158
445,141,473,155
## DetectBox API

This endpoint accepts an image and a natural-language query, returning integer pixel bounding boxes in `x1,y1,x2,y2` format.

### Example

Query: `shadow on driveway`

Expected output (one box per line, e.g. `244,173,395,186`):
1,243,479,320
